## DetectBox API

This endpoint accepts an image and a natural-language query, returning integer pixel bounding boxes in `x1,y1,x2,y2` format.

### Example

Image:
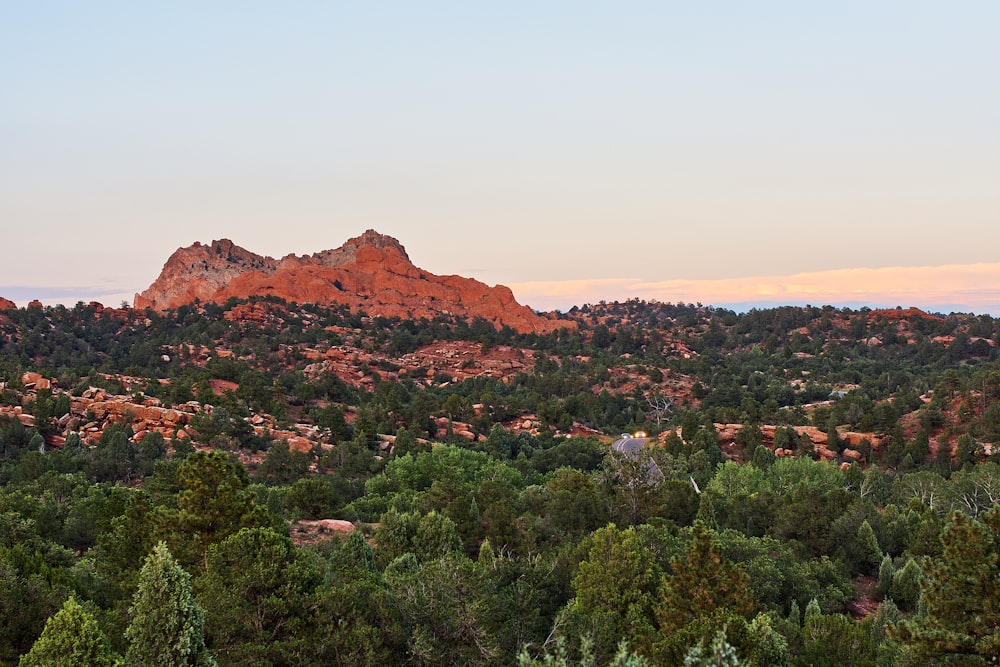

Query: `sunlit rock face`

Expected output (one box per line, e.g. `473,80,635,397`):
134,230,572,334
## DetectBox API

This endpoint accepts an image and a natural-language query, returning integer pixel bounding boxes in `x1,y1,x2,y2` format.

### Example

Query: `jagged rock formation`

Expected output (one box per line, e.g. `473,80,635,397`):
135,230,571,334
0,297,17,310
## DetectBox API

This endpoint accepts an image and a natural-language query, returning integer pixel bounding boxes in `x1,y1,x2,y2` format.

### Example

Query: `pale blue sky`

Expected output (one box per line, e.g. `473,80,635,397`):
3,3,999,311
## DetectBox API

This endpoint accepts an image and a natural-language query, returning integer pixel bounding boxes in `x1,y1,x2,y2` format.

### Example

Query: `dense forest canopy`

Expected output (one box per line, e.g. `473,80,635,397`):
2,297,1000,665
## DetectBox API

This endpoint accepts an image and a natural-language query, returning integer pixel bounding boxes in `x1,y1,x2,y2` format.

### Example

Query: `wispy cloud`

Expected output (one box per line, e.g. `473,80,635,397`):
510,263,1000,315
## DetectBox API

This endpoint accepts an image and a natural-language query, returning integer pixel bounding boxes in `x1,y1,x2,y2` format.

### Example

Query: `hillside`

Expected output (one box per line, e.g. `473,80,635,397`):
133,230,572,335
3,297,1000,665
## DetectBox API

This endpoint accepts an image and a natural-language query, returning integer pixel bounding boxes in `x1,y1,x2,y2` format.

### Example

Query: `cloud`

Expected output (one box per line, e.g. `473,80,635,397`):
510,263,1000,315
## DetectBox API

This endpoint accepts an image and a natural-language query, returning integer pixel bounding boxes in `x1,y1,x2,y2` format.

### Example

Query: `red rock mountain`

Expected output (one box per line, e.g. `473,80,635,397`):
0,297,15,310
134,230,570,334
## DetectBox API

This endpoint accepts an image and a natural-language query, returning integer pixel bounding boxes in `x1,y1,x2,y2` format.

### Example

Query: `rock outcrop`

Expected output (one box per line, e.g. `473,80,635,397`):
0,297,15,310
135,230,570,334
867,307,944,323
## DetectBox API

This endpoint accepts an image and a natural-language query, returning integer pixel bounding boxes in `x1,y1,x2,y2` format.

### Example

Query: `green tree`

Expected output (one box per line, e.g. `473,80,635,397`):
565,524,659,662
283,476,341,520
656,523,754,632
854,520,882,576
889,558,922,611
800,612,877,667
392,426,429,457
894,507,1000,664
197,527,323,666
745,613,790,667
386,553,497,666
157,450,266,567
541,468,609,543
413,510,463,561
125,543,214,667
19,597,122,667
683,628,747,667
874,555,894,601
519,638,650,666
653,523,755,662
255,440,311,484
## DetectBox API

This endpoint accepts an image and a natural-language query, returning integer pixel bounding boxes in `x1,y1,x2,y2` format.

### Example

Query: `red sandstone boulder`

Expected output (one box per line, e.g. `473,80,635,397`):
0,297,15,310
20,372,51,390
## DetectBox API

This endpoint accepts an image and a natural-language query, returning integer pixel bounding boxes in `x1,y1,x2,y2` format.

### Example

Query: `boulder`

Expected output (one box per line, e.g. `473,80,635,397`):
299,519,354,533
20,372,51,390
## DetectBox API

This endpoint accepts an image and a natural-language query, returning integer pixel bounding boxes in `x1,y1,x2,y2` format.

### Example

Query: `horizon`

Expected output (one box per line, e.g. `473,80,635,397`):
2,230,1000,316
2,234,998,317
4,4,999,316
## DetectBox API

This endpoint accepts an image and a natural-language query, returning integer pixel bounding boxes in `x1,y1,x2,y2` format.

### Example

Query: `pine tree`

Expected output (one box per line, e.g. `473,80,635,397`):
803,598,822,622
19,597,122,667
683,628,747,667
787,600,801,628
125,542,214,667
894,507,1000,663
161,449,264,567
854,520,882,575
653,523,755,664
746,613,790,667
656,523,754,633
874,554,894,601
569,524,660,659
889,559,922,611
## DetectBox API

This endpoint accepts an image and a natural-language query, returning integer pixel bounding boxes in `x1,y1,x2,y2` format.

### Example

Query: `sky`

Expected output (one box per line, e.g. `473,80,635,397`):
3,2,999,314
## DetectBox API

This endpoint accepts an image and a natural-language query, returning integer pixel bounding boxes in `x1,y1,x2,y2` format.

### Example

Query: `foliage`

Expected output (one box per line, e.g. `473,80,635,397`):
683,628,747,667
125,542,214,667
197,527,323,666
894,507,1000,664
4,298,1000,665
18,597,122,667
517,637,651,667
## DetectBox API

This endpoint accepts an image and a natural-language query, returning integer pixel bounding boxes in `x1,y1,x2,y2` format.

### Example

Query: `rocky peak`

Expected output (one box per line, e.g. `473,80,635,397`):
134,231,572,334
0,297,15,310
301,229,411,269
133,239,278,310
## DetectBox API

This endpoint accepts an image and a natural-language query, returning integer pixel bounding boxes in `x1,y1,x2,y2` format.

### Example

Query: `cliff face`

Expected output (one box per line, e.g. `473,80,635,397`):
134,230,570,334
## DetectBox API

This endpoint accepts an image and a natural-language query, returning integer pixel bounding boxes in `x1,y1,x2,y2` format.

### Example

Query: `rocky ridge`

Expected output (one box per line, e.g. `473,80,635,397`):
134,230,570,335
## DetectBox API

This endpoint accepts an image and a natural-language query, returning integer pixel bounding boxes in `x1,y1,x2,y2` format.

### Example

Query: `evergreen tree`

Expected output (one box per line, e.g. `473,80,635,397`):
656,523,754,633
19,597,122,667
125,542,214,667
854,520,882,575
787,600,801,628
874,554,893,601
683,628,747,667
894,507,1000,664
803,598,822,622
653,523,755,663
413,510,463,561
386,553,498,666
889,558,922,611
745,613,790,667
157,450,265,567
517,638,650,667
565,524,659,662
801,613,877,667
197,527,323,665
